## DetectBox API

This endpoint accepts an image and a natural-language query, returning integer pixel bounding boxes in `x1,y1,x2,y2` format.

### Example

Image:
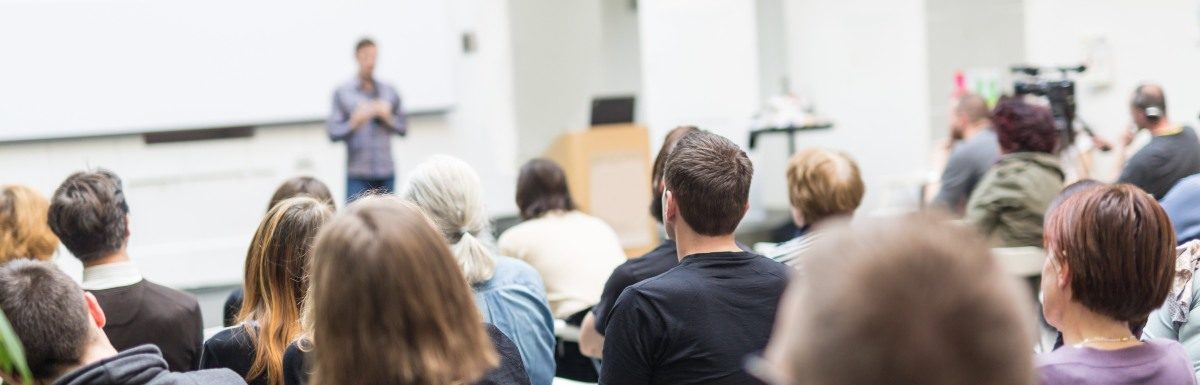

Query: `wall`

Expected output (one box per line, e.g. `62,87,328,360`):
0,0,520,289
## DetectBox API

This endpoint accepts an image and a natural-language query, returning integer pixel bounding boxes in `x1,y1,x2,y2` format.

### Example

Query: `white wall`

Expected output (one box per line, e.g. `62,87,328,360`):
0,0,520,289
782,0,931,214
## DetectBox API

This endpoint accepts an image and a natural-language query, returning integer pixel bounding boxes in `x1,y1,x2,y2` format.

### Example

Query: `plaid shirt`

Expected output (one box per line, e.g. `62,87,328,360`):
327,78,407,178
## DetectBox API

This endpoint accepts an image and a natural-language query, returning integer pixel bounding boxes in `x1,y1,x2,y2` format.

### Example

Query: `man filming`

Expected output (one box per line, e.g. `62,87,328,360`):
1117,83,1200,199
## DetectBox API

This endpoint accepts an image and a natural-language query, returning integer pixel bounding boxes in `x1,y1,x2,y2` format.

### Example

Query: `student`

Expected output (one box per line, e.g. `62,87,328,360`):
1039,184,1193,384
1161,174,1200,245
0,260,244,385
930,93,999,214
498,158,626,320
201,197,333,385
0,184,59,263
1116,84,1200,200
579,125,697,359
753,215,1034,385
761,147,864,267
281,196,525,385
223,176,335,327
965,97,1065,247
599,131,790,385
47,169,204,372
401,155,555,385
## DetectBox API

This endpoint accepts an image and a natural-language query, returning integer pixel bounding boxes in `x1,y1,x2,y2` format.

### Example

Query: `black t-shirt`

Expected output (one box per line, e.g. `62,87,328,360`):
593,240,679,335
599,251,790,385
200,324,264,385
1119,126,1200,199
281,324,530,385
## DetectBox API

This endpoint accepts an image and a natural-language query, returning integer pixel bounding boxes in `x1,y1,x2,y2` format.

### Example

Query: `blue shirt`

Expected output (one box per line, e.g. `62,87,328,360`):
327,78,407,179
474,256,556,385
1162,174,1200,245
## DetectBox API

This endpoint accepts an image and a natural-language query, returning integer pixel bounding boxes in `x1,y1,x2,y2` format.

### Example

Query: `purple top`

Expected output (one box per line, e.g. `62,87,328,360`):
1037,339,1196,385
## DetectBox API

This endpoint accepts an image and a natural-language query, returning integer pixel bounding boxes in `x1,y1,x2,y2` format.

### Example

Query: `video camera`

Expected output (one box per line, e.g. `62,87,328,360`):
1010,65,1090,149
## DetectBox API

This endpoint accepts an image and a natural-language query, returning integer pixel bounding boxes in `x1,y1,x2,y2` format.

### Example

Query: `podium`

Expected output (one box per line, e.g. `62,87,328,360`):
544,124,657,257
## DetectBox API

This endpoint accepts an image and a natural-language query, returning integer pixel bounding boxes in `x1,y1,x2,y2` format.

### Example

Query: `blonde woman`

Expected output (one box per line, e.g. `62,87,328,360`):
200,197,333,385
0,184,59,263
401,155,555,385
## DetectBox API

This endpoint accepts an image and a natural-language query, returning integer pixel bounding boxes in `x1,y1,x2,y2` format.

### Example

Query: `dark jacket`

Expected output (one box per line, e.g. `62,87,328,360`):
965,152,1065,248
54,345,245,385
91,279,204,372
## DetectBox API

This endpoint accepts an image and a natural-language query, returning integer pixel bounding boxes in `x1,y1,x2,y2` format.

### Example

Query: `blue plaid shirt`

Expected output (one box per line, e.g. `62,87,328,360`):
327,78,407,178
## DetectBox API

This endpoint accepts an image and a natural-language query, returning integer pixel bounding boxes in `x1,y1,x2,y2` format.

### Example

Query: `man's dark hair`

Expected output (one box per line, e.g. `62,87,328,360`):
355,38,376,53
48,169,130,262
663,131,753,236
0,260,91,380
992,97,1058,154
515,158,576,221
650,126,700,223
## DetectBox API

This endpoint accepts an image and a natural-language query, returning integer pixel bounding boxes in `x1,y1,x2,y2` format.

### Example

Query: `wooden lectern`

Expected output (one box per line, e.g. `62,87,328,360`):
544,124,657,257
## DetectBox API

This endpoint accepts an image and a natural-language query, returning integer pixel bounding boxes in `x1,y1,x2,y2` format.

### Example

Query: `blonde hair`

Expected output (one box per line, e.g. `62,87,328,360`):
400,155,496,284
786,148,865,225
309,196,496,385
0,185,59,262
237,197,332,385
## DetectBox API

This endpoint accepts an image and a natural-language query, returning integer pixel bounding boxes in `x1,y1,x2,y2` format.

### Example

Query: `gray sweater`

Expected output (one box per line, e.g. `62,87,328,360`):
54,345,245,385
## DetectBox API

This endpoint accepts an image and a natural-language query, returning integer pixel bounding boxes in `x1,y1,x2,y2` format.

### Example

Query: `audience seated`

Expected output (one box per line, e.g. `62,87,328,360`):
0,184,59,263
579,125,697,359
0,260,244,385
400,155,555,385
498,158,627,321
1116,84,1200,200
1143,235,1200,382
931,93,999,214
200,197,332,385
1038,184,1193,384
224,176,335,327
280,196,528,385
1160,174,1200,245
965,97,1065,247
598,131,790,385
760,147,864,267
47,169,204,372
756,214,1034,385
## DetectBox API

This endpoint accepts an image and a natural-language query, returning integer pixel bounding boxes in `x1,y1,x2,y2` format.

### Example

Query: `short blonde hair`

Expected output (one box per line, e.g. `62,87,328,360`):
0,185,59,262
786,148,864,225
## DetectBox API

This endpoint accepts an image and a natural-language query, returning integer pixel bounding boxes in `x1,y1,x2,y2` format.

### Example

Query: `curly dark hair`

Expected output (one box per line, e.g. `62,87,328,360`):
48,169,130,262
992,97,1058,154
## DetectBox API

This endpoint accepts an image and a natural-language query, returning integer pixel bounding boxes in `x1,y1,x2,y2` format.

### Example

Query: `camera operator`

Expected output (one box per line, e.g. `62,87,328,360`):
1116,83,1200,199
928,93,999,215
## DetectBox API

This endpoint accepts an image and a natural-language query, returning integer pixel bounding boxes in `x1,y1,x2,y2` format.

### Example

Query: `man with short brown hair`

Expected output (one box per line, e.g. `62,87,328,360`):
764,147,864,267
599,131,789,385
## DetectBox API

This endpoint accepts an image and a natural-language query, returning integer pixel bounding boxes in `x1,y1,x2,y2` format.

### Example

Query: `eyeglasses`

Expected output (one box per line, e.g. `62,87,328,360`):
744,354,796,385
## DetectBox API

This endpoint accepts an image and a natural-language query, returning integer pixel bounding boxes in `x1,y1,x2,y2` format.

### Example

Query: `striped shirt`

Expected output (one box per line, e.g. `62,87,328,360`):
765,233,821,269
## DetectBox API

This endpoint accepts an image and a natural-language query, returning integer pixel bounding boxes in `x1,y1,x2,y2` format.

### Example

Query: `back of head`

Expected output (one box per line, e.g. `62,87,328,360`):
268,176,334,212
1132,83,1167,121
992,97,1058,154
309,196,495,385
515,158,576,221
773,215,1033,385
650,126,701,223
1045,179,1104,218
663,131,754,236
0,260,91,381
786,148,865,226
1044,184,1175,322
0,185,60,262
239,196,333,385
47,169,129,262
956,93,991,124
400,155,496,284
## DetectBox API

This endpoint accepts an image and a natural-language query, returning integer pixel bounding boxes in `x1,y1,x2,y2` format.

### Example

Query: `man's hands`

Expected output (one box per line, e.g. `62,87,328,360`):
349,100,394,130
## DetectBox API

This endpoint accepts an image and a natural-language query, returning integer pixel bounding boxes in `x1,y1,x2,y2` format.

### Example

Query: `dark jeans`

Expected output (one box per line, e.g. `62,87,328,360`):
346,176,395,202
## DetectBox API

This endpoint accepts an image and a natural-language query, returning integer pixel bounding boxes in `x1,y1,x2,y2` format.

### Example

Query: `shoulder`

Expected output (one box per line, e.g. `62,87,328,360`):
498,220,540,244
138,280,201,315
170,368,246,385
492,255,540,277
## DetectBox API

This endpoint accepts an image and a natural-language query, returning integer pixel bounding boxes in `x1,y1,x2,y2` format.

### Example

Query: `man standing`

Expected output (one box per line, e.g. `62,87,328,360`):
47,169,204,372
930,93,999,214
328,38,408,201
0,260,243,385
1117,84,1200,199
599,131,790,385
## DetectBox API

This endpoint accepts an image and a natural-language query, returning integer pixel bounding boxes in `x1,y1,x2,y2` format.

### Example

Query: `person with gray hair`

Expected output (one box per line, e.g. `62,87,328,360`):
0,260,244,385
930,93,999,215
400,155,556,385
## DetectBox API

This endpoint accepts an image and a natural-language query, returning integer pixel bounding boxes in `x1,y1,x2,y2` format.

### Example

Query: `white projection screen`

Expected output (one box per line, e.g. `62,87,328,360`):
0,0,457,142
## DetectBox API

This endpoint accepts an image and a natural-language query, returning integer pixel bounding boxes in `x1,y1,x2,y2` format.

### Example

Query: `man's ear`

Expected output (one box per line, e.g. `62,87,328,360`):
663,190,676,221
83,291,106,329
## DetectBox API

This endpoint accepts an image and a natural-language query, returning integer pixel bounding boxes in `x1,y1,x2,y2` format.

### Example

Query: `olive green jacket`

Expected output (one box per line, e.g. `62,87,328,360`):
964,152,1065,248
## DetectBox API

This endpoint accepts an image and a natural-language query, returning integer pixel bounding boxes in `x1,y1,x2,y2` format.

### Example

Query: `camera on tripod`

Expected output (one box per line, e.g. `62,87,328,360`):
1009,64,1104,150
